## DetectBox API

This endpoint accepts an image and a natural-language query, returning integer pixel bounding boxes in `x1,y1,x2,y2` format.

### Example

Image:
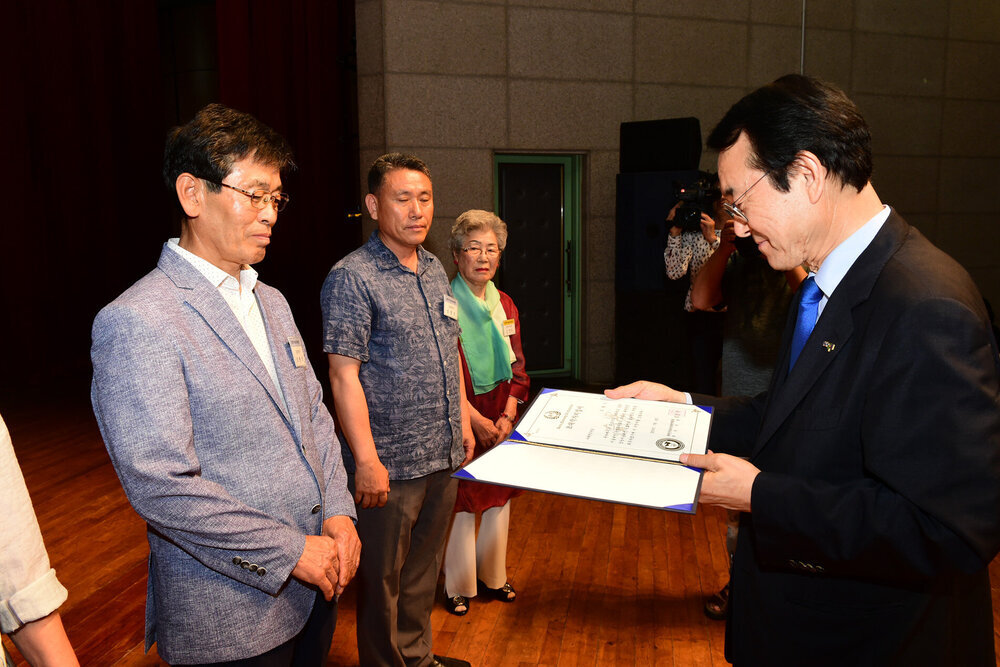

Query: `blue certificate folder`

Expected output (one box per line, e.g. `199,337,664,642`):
453,388,711,514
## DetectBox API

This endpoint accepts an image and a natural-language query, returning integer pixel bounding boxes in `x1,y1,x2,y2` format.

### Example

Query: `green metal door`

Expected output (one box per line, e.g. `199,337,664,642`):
494,154,581,379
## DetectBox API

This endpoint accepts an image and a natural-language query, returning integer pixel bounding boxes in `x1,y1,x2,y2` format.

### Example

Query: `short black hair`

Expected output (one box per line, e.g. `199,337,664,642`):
367,152,431,195
162,103,295,196
707,74,872,193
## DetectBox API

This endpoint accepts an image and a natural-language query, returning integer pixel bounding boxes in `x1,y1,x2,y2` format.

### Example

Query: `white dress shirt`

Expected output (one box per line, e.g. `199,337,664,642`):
167,239,288,414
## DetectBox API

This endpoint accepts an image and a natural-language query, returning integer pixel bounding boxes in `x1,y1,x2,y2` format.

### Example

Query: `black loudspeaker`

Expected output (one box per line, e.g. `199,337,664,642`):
619,117,702,173
615,170,701,292
614,170,701,386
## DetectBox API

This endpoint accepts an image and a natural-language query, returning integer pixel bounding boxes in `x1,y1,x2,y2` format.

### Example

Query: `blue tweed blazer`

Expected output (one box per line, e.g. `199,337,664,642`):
91,244,355,664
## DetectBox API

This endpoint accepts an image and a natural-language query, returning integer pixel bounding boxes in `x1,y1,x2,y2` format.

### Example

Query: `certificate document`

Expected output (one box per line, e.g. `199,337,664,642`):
514,388,710,462
454,388,713,513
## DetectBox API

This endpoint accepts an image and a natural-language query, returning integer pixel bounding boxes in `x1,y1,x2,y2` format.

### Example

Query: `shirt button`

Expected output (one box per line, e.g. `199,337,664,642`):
311,504,322,514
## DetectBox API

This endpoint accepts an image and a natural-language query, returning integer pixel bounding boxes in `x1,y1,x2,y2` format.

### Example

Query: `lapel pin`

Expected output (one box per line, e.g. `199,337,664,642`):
822,341,836,352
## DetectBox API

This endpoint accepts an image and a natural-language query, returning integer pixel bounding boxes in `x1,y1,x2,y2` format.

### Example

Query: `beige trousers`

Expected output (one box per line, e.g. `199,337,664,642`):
442,502,511,598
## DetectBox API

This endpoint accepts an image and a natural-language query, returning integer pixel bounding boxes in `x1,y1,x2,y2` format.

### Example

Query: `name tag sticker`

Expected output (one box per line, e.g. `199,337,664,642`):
502,319,516,336
288,337,307,368
443,295,459,320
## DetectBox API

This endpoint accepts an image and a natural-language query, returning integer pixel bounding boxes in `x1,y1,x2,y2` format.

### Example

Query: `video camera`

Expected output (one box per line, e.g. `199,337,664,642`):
670,173,721,233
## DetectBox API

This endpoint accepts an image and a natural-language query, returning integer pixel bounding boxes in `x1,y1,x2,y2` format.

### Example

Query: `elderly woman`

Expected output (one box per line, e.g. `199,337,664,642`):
442,209,530,616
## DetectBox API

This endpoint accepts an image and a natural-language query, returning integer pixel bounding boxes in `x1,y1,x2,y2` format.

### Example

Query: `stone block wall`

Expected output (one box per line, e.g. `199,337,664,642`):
356,0,1000,384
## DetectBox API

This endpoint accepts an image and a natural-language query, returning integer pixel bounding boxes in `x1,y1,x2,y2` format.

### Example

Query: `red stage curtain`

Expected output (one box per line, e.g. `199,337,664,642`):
2,0,359,402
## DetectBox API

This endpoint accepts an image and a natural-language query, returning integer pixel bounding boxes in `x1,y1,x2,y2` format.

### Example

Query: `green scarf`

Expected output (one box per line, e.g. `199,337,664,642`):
452,275,513,395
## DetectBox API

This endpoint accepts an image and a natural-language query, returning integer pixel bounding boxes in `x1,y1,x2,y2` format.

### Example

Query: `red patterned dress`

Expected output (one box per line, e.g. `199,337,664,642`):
454,290,530,513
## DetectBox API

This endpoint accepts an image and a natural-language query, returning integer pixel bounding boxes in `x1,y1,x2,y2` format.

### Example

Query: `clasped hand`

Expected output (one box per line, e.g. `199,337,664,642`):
291,516,362,600
494,412,514,443
471,410,500,445
292,534,343,601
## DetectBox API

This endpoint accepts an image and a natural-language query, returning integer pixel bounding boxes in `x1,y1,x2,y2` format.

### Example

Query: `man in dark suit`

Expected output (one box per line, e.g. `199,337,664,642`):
609,75,1000,665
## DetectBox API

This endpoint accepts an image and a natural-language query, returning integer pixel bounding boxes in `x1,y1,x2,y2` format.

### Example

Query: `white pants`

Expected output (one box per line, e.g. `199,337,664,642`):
442,502,511,598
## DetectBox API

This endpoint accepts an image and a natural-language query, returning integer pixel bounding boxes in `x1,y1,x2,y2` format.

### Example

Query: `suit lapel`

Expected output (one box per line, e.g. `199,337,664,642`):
157,246,293,427
255,289,305,445
756,299,855,449
753,210,909,456
256,288,326,488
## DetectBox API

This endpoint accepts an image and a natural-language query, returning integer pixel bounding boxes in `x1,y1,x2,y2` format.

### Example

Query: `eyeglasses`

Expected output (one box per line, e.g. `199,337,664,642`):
461,245,500,259
211,181,290,212
721,171,769,224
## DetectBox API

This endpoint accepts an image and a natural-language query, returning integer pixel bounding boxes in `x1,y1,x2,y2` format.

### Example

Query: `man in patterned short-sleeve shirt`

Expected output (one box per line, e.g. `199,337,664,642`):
321,153,474,667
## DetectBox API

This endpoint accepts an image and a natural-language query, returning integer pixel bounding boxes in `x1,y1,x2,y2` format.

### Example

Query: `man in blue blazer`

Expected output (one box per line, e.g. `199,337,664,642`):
610,76,1000,664
91,104,359,665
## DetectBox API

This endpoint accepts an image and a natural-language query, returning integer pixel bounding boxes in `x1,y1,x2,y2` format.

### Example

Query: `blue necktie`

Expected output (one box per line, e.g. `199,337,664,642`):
789,276,823,370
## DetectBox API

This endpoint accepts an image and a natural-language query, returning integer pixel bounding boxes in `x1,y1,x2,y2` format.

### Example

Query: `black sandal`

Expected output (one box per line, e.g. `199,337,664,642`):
704,582,729,620
478,580,516,602
446,595,469,616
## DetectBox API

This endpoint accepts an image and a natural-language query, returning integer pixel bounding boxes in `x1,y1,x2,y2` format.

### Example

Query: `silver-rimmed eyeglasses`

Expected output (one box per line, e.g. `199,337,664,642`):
721,171,769,224
461,245,500,259
211,181,290,212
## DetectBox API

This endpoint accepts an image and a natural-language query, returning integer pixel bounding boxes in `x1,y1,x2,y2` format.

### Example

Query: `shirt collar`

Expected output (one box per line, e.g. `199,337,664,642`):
167,238,258,293
813,205,890,299
367,230,432,274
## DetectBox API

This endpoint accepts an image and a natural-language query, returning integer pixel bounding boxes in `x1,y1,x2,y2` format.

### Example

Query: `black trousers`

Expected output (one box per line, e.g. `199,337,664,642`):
179,592,337,667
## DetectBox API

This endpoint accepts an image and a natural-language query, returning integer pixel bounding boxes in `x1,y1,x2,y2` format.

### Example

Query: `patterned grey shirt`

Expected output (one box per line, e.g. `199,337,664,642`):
321,231,464,480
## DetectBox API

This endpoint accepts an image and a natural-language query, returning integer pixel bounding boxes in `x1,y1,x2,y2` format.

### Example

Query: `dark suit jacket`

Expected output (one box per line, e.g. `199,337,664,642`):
697,210,1000,666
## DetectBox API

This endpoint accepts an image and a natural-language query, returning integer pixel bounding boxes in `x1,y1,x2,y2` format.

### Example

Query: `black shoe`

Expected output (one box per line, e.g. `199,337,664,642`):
478,579,516,602
445,595,469,616
432,656,471,667
704,582,729,620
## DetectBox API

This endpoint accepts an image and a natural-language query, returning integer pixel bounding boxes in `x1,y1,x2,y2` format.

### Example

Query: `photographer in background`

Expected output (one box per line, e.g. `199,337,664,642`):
664,174,723,394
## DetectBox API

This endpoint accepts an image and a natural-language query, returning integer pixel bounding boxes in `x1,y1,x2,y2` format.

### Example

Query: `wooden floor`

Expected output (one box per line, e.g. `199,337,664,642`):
2,401,999,666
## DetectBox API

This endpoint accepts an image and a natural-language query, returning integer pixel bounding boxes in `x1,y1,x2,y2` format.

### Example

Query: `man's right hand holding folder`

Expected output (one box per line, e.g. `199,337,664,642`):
606,380,759,512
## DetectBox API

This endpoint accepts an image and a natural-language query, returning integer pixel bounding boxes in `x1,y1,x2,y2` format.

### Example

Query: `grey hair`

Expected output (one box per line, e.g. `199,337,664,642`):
449,209,509,253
